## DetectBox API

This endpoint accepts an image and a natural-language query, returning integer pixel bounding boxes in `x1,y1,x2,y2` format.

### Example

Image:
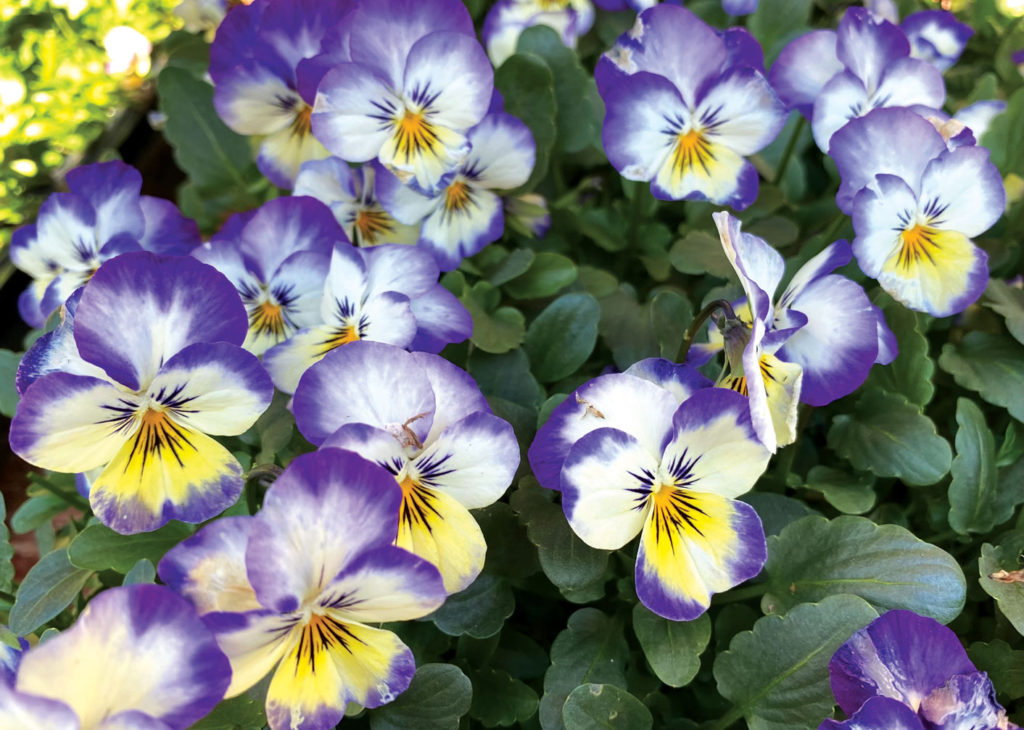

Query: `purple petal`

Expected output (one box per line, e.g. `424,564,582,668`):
410,349,490,439
408,285,473,353
65,161,146,244
137,197,200,256
768,30,841,117
902,10,973,73
623,358,711,403
819,696,925,730
836,8,910,92
919,671,1008,730
0,682,77,730
237,196,344,281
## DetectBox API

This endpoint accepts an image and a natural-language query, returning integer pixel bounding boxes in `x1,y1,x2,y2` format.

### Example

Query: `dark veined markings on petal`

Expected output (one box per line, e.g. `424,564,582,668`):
627,448,708,554
293,612,366,674
896,224,942,271
391,109,443,165
442,180,476,221
290,104,313,138
398,475,443,534
123,409,198,474
353,207,395,245
315,322,364,356
719,357,776,398
670,129,716,178
249,300,294,339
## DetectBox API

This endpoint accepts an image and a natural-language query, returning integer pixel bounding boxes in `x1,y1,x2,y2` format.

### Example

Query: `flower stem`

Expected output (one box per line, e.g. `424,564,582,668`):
28,474,89,511
712,581,769,605
773,116,806,186
676,299,737,364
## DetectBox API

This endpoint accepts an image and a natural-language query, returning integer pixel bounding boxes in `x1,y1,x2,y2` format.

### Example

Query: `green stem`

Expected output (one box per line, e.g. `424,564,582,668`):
628,183,645,248
0,590,15,604
712,581,769,605
820,212,847,243
773,116,806,186
708,706,746,730
28,475,89,511
676,299,737,363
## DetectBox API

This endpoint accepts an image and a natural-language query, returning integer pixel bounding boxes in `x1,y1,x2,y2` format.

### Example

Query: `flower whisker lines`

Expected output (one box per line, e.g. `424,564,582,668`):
293,612,363,672
391,109,443,166
398,476,443,533
353,208,396,245
896,224,941,271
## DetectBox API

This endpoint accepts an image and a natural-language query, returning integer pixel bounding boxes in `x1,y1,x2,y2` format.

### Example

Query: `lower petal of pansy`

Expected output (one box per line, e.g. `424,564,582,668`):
89,420,242,534
419,184,503,271
265,617,415,729
98,710,173,729
0,682,78,730
378,116,468,196
919,672,1008,730
651,137,754,209
635,493,765,621
258,121,331,190
204,609,301,698
760,354,803,448
877,227,988,317
263,325,360,395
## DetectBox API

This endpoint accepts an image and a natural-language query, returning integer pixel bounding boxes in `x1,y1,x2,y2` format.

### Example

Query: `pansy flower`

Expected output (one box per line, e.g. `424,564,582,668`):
9,253,273,534
159,449,447,730
312,0,493,195
554,384,771,620
210,0,353,187
482,0,595,67
596,5,786,210
0,585,230,729
193,196,341,356
293,158,421,246
292,341,519,593
594,0,758,13
822,610,1015,730
830,108,1005,316
900,11,974,73
769,7,946,151
262,243,472,393
376,111,536,270
10,161,200,328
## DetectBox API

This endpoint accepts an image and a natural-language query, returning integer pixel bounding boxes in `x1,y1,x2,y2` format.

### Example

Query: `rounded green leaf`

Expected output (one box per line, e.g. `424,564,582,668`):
370,663,473,730
494,54,555,192
504,252,578,300
9,548,92,637
631,605,710,688
979,541,1024,638
469,667,540,728
431,573,515,639
763,515,966,623
524,293,600,383
939,333,1024,422
562,684,653,730
69,521,195,574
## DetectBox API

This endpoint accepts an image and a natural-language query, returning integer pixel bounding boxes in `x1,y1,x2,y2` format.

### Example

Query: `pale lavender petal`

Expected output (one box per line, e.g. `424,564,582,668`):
819,696,924,730
768,30,841,117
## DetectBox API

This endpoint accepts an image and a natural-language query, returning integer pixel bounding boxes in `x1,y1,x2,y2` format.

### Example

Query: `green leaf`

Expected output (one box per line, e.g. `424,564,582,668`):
668,230,735,279
157,67,256,191
0,494,14,593
968,640,1024,700
743,493,818,538
650,289,693,360
484,247,536,287
431,574,515,639
948,398,1015,534
802,466,876,515
980,541,1024,637
9,548,92,636
370,663,472,730
504,252,579,300
123,559,156,585
468,348,545,410
511,478,610,596
0,349,20,418
516,26,603,154
524,293,600,383
632,605,710,688
747,0,813,63
540,608,629,730
11,494,70,534
578,209,628,253
68,522,194,574
254,390,294,464
763,516,966,623
562,684,653,730
460,281,527,354
981,86,1024,177
494,54,556,192
827,388,952,486
713,595,879,730
939,332,1024,422
598,287,659,370
468,667,540,727
864,302,934,407
982,279,1024,346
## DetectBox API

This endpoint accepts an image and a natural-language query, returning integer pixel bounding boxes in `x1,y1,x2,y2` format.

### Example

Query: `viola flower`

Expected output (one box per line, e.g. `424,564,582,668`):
312,0,493,195
831,108,1005,316
596,5,786,210
481,0,595,68
900,11,973,73
292,341,519,593
376,111,536,270
262,243,472,393
293,158,421,246
158,449,446,730
0,585,230,729
9,253,273,534
210,0,353,188
528,357,709,492
193,197,342,356
10,161,200,328
593,0,758,13
504,192,551,238
769,7,945,151
558,386,771,620
822,610,1015,730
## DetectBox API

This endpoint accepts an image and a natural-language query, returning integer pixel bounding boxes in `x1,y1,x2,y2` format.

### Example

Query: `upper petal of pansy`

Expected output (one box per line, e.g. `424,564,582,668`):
65,161,146,245
375,161,441,225
0,682,78,730
697,65,787,156
9,223,49,284
713,211,783,322
246,449,404,614
722,0,758,13
464,112,535,191
819,696,925,730
955,100,1006,141
362,243,440,299
408,285,474,353
410,350,489,440
873,57,946,114
829,108,947,214
636,491,765,621
294,157,358,216
623,358,711,403
256,122,332,190
137,197,201,256
768,30,842,117
812,70,871,153
919,146,1006,238
836,7,910,91
720,28,764,72
902,10,973,73
145,342,271,436
560,427,661,550
919,672,1008,730
31,193,99,270
256,0,355,80
402,32,493,134
74,253,248,392
528,372,683,491
207,0,269,82
16,585,231,730
311,63,398,163
10,373,134,473
829,610,976,716
238,197,342,281
158,516,262,616
602,71,686,185
213,63,301,137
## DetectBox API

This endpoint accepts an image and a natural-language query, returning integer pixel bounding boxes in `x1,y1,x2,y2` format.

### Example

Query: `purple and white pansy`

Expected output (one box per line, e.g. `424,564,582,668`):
481,0,595,67
159,449,446,730
596,5,786,210
830,108,1005,317
311,0,493,195
0,585,231,729
769,7,946,152
9,253,273,534
293,341,519,593
261,242,472,393
822,610,1016,730
593,0,759,14
376,110,536,270
10,161,200,328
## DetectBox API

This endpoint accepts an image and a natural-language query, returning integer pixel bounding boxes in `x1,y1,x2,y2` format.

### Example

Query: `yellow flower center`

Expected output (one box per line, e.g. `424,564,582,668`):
897,224,942,271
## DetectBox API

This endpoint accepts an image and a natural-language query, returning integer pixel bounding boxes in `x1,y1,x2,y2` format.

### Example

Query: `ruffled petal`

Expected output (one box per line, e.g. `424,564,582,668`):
411,350,490,439
464,111,535,190
408,285,474,353
768,30,841,117
311,63,399,162
213,64,299,136
836,8,909,90
918,146,1006,238
872,58,945,112
65,161,146,245
919,672,1008,730
401,32,492,133
902,10,973,73
137,197,201,256
697,66,787,156
319,544,445,620
819,696,925,730
602,72,686,186
237,197,341,282
362,243,440,299
623,358,711,403
812,70,870,152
